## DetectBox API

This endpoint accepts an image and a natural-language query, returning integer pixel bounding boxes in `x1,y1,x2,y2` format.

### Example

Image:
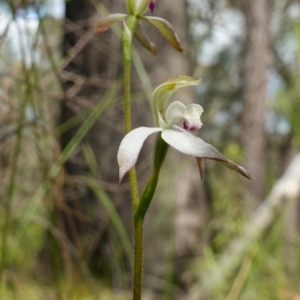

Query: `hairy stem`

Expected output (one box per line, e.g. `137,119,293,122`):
123,16,169,300
133,218,143,300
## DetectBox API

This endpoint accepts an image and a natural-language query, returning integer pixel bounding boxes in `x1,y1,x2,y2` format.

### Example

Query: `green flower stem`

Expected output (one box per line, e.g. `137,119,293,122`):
123,15,139,211
133,217,143,300
123,15,138,133
122,14,144,300
123,15,169,300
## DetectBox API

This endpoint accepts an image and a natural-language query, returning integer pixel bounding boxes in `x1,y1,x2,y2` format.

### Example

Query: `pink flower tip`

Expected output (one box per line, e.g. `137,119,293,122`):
149,0,156,13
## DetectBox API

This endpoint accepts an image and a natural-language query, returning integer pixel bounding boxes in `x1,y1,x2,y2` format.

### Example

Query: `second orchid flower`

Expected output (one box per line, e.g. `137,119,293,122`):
94,0,182,55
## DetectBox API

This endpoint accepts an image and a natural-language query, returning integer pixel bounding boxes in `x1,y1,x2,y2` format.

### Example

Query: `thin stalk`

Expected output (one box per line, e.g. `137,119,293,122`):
133,218,143,300
122,16,168,300
122,15,143,299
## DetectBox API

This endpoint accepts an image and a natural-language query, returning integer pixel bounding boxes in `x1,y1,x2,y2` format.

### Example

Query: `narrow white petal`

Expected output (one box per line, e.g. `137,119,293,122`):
165,101,186,127
117,127,162,182
162,126,251,179
161,126,215,157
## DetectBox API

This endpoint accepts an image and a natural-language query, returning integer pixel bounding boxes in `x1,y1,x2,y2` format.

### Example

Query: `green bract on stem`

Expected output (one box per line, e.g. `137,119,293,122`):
134,133,169,223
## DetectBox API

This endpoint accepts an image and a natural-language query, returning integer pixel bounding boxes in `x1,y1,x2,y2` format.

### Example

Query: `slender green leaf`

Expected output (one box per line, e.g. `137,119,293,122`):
82,177,133,267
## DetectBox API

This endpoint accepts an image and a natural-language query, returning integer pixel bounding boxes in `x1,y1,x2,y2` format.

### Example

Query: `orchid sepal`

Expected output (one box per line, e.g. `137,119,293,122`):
94,14,128,33
118,127,162,183
161,126,251,180
141,16,183,53
134,21,157,56
118,125,251,183
196,158,205,180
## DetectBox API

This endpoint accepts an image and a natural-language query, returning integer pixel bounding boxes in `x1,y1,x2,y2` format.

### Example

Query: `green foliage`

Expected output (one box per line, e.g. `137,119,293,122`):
1,0,300,299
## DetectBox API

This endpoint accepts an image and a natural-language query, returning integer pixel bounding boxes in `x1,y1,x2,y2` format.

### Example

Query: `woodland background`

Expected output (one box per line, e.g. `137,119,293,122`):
0,0,300,299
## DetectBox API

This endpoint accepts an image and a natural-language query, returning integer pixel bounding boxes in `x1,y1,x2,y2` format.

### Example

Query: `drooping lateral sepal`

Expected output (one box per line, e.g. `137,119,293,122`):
142,16,183,53
196,158,205,180
95,14,128,33
135,21,157,56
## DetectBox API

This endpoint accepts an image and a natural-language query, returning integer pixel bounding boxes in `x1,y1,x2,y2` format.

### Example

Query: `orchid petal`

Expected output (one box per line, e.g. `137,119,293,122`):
117,127,162,182
151,75,201,127
162,127,251,179
161,126,213,157
142,16,183,53
135,21,157,56
165,101,186,127
94,14,128,33
183,103,203,131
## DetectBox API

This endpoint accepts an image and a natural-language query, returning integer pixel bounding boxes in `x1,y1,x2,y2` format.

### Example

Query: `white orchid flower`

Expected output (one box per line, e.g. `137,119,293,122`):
117,75,251,182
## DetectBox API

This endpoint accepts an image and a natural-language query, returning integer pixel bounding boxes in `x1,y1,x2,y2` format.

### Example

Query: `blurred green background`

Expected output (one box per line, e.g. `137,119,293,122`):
0,0,300,299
